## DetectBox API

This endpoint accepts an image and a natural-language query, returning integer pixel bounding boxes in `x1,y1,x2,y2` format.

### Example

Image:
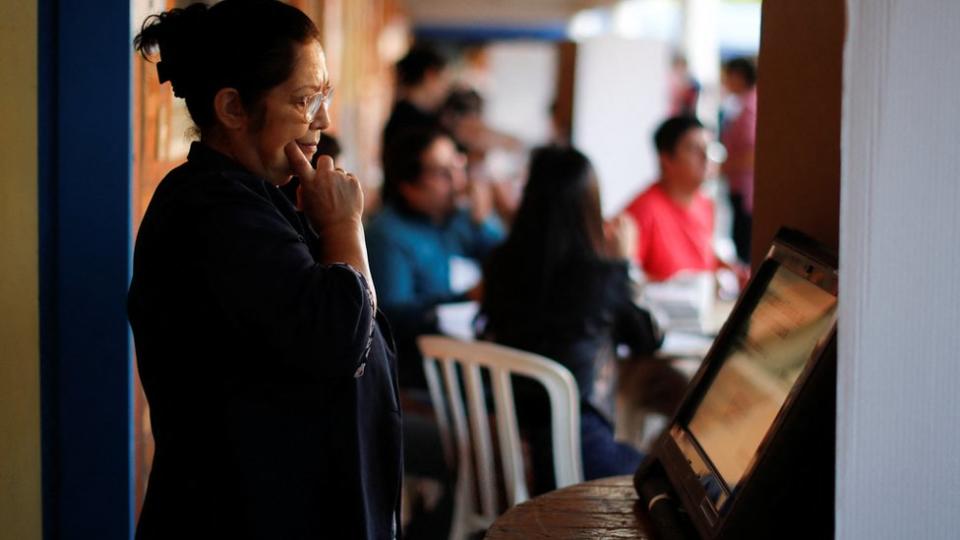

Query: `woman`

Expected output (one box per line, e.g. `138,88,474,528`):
129,2,400,538
480,146,662,493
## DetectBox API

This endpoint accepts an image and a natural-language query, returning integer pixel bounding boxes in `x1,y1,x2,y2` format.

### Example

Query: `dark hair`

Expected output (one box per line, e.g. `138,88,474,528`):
654,115,704,155
484,146,606,306
723,56,757,87
134,0,320,132
440,87,483,118
395,46,447,88
381,127,450,204
438,87,483,151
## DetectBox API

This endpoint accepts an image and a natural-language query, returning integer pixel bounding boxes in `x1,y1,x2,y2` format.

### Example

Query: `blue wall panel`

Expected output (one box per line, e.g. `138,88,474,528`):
40,0,134,538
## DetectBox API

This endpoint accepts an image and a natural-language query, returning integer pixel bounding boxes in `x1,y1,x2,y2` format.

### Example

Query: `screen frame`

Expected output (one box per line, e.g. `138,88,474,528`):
653,231,838,538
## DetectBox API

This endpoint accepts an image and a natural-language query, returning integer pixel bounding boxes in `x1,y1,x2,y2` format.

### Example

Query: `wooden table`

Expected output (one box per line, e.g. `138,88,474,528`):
485,475,655,539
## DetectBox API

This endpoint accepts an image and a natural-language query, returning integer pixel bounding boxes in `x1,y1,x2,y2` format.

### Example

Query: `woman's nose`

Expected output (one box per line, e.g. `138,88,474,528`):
309,104,330,131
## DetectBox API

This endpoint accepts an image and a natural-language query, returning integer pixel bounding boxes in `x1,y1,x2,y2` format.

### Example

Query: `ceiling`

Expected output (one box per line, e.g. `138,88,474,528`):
403,0,616,26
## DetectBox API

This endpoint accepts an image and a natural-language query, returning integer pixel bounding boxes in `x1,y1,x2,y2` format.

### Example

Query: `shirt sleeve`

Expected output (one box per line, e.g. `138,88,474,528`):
198,178,375,381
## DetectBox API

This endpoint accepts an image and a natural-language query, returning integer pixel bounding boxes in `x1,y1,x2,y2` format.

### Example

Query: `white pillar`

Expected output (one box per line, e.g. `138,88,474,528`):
839,1,960,538
681,0,721,126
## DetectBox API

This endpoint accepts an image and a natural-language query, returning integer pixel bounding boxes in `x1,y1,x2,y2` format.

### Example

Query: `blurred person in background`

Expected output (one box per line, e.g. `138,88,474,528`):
438,86,522,160
624,116,749,290
720,56,758,264
366,127,503,391
668,53,701,117
624,116,718,282
480,145,664,494
367,127,504,538
438,86,523,224
383,45,450,151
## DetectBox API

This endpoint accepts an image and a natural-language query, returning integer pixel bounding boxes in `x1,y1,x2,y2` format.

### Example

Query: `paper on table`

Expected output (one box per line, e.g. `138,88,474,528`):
436,301,479,341
642,271,716,334
449,255,482,294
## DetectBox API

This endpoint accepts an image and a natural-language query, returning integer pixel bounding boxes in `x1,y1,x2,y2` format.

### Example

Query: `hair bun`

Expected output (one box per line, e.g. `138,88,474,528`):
134,3,211,98
156,61,191,98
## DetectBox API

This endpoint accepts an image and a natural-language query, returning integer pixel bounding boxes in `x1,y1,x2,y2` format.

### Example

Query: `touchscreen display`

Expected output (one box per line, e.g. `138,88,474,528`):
681,264,837,498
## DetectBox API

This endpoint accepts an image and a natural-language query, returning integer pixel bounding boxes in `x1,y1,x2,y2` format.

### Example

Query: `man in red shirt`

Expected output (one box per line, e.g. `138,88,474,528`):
624,116,716,282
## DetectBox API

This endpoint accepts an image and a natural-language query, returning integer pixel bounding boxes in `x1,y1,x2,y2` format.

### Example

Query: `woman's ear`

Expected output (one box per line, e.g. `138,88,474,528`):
213,88,247,130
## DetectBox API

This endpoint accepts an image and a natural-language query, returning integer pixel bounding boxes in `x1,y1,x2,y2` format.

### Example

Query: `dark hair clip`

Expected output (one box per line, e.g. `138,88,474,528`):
156,61,172,84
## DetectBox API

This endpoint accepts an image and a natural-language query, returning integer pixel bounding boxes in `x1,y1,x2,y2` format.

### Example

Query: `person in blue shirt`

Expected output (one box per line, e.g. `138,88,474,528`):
367,126,503,390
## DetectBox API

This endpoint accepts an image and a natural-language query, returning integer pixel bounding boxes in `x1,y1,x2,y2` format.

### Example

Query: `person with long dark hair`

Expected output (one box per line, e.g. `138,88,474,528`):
128,2,400,538
480,146,662,493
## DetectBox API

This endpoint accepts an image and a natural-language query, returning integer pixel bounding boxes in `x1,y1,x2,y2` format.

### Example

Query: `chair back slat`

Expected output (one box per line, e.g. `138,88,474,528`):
418,335,583,540
440,359,472,493
543,368,582,488
489,365,528,506
462,363,499,518
423,357,454,467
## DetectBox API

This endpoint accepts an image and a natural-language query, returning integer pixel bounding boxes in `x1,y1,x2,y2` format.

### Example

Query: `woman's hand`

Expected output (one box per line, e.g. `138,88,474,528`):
286,143,363,231
285,142,376,309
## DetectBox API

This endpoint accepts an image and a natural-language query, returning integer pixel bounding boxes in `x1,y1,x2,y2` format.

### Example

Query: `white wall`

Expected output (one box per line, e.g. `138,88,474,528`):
484,41,557,147
572,36,668,215
839,2,960,538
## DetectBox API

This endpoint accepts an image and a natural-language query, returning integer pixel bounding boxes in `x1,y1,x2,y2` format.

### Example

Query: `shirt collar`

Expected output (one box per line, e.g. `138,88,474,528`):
187,142,307,233
186,141,253,177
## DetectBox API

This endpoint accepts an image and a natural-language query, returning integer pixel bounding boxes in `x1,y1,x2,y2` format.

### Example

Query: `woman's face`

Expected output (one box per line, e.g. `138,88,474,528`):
250,40,331,186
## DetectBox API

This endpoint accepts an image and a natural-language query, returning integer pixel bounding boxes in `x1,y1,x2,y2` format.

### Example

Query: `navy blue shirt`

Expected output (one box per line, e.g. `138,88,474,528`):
129,142,402,539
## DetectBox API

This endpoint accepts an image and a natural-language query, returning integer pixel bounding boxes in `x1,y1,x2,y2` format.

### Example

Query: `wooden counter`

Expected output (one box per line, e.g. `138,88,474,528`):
485,475,654,539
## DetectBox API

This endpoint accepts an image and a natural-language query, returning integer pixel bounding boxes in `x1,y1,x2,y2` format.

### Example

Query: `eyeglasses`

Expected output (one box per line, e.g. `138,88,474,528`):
422,165,461,182
300,86,335,121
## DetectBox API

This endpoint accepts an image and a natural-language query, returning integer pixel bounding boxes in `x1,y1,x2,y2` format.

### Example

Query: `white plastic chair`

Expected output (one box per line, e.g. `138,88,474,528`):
417,335,583,540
